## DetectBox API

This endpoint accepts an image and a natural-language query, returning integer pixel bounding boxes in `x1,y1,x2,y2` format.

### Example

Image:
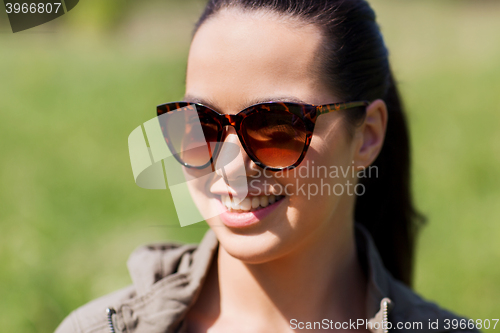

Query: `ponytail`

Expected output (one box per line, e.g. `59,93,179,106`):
355,71,424,286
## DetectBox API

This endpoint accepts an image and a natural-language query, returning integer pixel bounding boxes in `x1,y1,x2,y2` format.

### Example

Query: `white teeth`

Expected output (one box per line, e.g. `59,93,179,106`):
224,195,232,208
268,195,275,204
231,198,239,210
251,197,260,209
221,195,282,212
240,198,252,210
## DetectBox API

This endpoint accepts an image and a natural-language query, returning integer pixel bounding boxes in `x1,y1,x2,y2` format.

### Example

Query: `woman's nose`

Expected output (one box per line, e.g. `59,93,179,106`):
214,128,258,198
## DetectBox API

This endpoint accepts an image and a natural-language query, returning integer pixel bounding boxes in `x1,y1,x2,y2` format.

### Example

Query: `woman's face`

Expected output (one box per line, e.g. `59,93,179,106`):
183,9,364,263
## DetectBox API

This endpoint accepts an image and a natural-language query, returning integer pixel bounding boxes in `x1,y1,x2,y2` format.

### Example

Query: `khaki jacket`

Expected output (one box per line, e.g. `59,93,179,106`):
55,225,477,333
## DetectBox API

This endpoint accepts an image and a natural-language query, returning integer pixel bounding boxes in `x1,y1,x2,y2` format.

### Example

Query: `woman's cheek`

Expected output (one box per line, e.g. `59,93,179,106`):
278,151,356,226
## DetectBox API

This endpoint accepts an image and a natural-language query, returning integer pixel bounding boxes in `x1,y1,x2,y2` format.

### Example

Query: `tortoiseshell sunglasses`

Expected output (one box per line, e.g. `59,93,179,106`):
157,100,369,171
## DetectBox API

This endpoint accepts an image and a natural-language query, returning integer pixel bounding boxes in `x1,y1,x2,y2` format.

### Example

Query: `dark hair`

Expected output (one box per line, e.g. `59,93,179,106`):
194,0,423,286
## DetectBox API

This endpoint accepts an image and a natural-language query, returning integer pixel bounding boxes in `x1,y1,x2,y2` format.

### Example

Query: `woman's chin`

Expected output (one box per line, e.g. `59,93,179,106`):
221,238,283,264
206,222,294,264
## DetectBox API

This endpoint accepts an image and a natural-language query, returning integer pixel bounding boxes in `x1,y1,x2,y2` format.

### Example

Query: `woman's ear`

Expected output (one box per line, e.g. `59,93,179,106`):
352,99,388,169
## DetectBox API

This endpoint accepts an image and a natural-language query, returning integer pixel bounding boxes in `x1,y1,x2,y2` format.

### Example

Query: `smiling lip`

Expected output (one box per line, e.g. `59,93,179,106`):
216,196,285,228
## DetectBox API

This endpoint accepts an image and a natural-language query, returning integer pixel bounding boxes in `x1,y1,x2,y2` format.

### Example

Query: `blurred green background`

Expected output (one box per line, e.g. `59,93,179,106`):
1,0,499,331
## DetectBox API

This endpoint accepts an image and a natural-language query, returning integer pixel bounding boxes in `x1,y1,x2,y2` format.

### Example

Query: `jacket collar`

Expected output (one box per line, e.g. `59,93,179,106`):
355,223,394,333
117,224,393,332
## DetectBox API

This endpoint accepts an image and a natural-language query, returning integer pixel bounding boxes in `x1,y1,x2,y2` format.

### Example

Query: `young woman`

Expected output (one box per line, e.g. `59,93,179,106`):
56,0,478,332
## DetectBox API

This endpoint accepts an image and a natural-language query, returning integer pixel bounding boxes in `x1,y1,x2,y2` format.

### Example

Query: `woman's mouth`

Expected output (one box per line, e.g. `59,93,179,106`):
216,194,286,228
220,194,285,212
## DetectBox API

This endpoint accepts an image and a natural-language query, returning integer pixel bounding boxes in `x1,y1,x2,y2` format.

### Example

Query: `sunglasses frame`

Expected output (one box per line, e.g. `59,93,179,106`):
157,100,370,171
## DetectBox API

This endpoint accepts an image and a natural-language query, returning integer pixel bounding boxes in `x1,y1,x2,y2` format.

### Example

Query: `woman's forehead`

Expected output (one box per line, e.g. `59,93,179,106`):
186,9,328,111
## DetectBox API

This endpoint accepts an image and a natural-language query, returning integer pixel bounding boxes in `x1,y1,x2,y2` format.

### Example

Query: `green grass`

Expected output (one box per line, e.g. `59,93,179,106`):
0,32,208,332
1,1,499,331
370,0,500,319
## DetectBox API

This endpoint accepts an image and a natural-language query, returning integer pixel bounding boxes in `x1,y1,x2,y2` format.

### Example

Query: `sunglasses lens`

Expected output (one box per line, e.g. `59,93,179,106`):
161,105,219,167
242,110,307,168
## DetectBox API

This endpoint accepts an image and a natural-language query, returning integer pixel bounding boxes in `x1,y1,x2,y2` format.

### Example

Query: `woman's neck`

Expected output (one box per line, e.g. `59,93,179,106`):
187,216,368,332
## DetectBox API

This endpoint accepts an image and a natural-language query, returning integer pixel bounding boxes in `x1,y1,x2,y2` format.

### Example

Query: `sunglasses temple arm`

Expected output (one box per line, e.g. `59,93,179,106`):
316,101,370,115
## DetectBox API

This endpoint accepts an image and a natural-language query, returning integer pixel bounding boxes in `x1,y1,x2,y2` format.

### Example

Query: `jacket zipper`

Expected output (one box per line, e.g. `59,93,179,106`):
382,299,389,333
106,307,116,333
